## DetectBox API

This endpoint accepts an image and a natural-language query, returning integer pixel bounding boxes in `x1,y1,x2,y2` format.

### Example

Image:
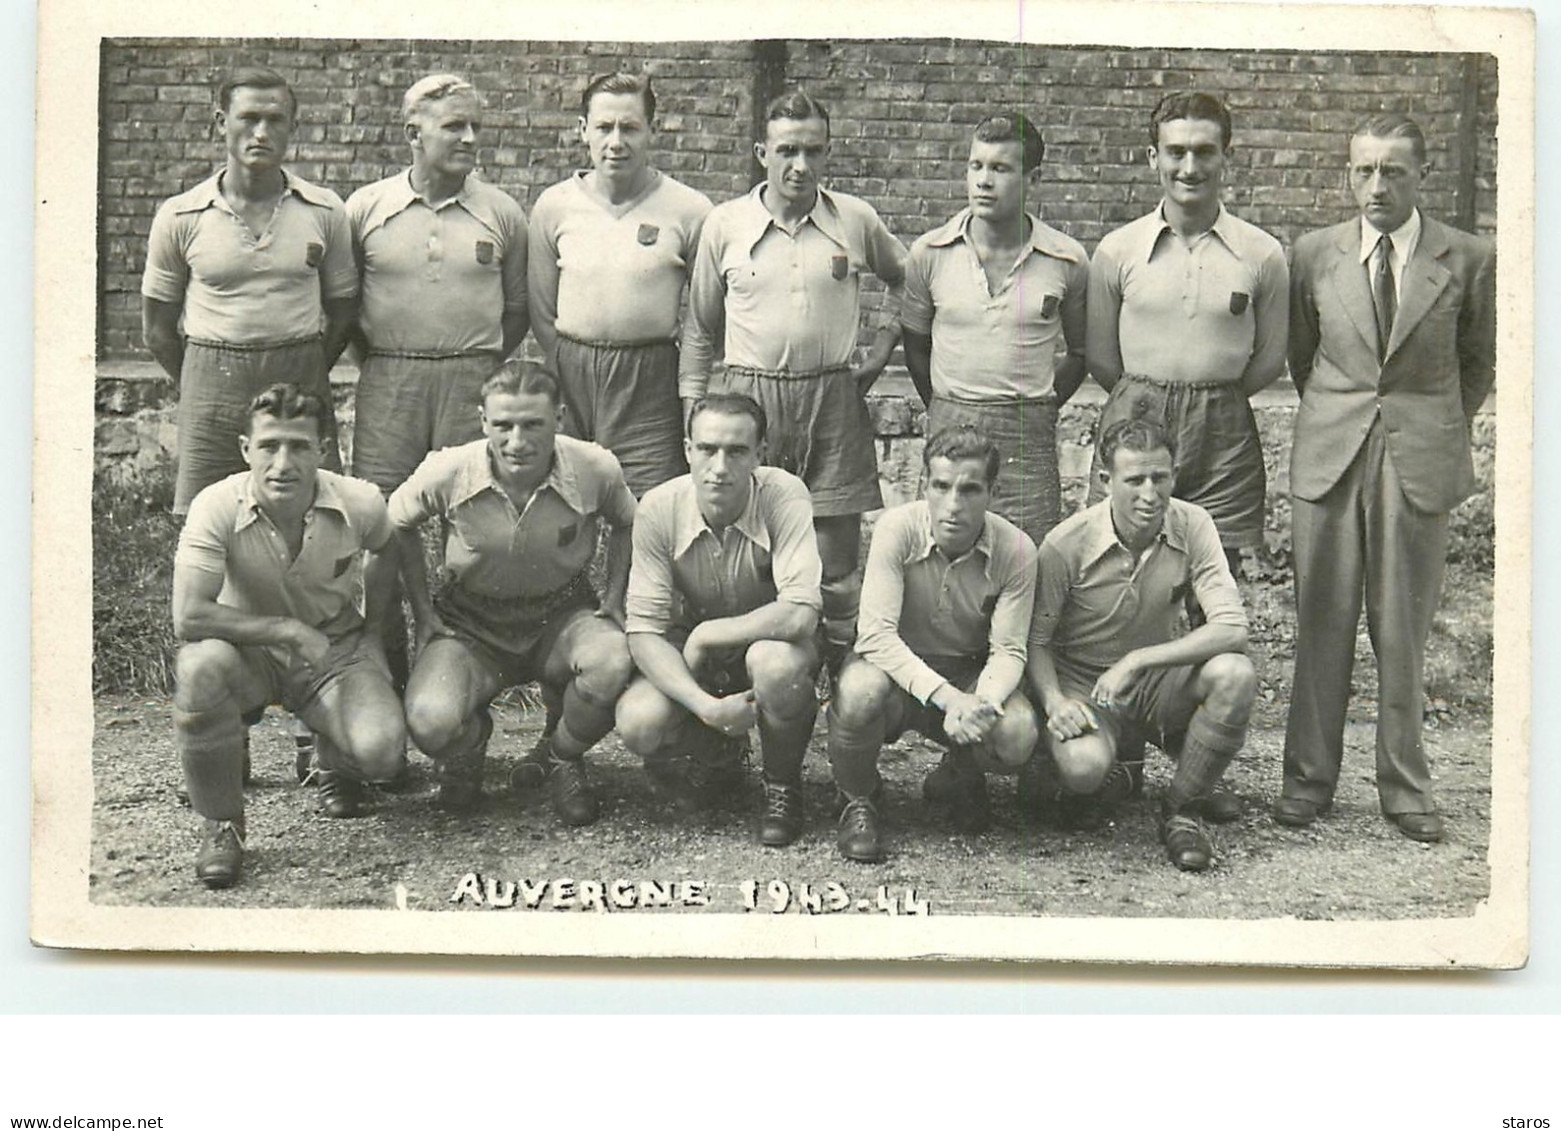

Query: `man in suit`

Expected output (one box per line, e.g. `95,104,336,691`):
1276,115,1496,843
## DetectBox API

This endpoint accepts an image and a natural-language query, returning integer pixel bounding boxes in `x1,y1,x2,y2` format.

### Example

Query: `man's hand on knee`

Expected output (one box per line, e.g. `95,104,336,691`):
1090,654,1142,711
1045,696,1100,743
284,621,332,668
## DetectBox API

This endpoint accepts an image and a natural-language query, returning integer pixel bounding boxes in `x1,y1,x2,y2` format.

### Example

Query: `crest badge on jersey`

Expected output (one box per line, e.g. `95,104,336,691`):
1229,291,1250,315
1040,294,1060,319
305,242,323,268
830,255,849,280
637,223,660,246
475,240,495,265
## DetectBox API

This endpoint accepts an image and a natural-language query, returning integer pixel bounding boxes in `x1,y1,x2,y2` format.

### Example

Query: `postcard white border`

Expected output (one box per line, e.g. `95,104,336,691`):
31,0,1535,967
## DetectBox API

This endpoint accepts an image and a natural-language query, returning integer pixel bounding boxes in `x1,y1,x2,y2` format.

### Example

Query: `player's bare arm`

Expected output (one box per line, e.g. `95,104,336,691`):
626,632,758,737
141,297,185,387
172,561,328,666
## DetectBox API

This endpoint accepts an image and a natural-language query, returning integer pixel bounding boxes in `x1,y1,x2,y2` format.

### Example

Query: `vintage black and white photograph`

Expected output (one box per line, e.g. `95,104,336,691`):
31,0,1532,965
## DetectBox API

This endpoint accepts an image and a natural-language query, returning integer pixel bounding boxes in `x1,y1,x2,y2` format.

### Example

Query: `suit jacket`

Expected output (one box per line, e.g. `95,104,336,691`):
1288,214,1496,514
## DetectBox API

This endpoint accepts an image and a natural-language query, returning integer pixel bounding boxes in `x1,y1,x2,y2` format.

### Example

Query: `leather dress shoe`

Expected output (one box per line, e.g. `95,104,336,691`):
1189,788,1242,824
836,795,884,863
1159,805,1213,872
195,818,245,889
1271,796,1331,827
759,780,804,847
317,770,366,818
1390,811,1444,843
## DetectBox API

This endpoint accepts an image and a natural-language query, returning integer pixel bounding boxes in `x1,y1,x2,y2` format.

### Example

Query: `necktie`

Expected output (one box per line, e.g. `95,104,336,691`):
1371,234,1397,361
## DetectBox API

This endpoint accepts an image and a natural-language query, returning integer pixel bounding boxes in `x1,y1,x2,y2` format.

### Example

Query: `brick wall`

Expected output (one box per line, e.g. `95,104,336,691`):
98,37,1498,357
99,37,764,355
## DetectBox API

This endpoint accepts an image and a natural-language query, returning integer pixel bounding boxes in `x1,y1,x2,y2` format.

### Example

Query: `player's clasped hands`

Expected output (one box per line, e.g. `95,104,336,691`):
942,689,1002,745
698,690,758,738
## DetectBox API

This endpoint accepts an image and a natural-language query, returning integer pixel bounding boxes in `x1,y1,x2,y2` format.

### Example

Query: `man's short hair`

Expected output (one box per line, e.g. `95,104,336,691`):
245,383,329,438
923,425,1001,486
687,393,767,444
764,89,830,137
1097,416,1177,471
481,359,561,405
1350,113,1428,165
216,67,297,119
402,74,480,124
581,71,656,121
1149,91,1232,149
973,111,1045,173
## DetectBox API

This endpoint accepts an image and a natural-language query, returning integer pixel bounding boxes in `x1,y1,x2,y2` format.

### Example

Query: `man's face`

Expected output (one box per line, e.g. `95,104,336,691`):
241,414,322,509
756,115,829,211
580,90,652,183
482,390,562,482
966,138,1032,227
409,93,482,180
1349,134,1425,234
218,86,294,173
1102,445,1175,544
686,410,761,518
924,455,992,556
1149,117,1228,211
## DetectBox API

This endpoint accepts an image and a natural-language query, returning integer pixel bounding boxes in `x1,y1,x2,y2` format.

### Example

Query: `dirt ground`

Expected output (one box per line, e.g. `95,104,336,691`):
88,687,1492,921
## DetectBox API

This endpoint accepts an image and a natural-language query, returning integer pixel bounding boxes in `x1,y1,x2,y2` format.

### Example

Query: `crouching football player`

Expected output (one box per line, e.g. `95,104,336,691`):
615,394,823,846
826,426,1040,861
172,384,406,889
389,361,637,824
1027,417,1257,871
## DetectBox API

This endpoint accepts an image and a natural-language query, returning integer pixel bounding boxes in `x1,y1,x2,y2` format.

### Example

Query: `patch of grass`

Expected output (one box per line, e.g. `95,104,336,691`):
92,462,180,696
1447,488,1495,573
1424,556,1494,716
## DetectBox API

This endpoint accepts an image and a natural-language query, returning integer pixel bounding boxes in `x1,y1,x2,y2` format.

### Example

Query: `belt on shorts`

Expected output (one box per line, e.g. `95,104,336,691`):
724,363,851,382
1121,372,1242,392
439,570,597,623
366,347,500,361
557,332,676,350
184,333,322,353
933,391,1057,407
